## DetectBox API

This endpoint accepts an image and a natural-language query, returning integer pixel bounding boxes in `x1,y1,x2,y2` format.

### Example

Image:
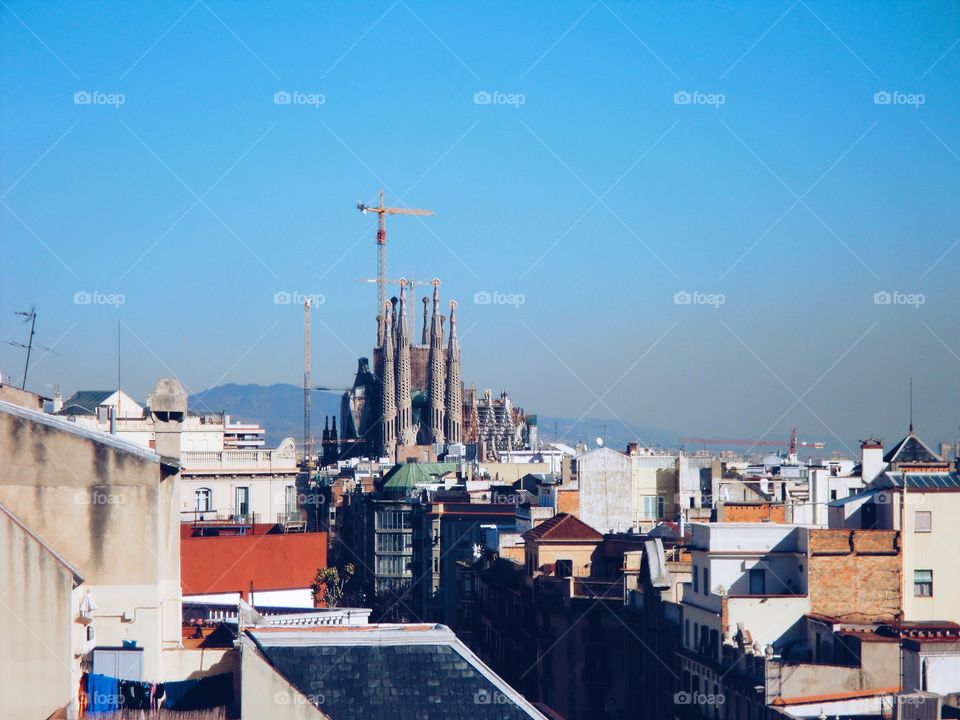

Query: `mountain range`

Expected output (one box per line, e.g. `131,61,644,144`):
188,382,681,451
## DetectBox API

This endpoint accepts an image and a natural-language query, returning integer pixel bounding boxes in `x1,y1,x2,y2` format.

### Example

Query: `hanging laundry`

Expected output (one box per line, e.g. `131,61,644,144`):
118,679,151,709
164,672,233,711
87,672,119,714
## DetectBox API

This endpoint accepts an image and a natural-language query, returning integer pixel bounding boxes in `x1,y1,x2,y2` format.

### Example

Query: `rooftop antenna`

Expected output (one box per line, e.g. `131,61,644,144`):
5,306,58,390
304,298,314,472
909,377,914,433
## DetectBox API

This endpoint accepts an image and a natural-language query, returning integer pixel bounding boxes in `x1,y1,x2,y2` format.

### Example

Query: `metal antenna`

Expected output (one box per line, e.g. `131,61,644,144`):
5,307,57,390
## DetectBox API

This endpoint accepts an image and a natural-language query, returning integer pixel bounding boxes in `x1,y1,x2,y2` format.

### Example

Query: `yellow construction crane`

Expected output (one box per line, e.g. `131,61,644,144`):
356,191,434,318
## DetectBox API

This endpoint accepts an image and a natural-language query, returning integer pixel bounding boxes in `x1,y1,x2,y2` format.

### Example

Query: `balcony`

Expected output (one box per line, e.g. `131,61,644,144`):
180,447,298,474
182,509,261,535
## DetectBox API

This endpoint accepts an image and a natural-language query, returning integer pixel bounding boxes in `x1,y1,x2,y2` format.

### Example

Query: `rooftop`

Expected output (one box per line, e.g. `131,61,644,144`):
247,623,547,719
0,399,165,465
522,512,603,542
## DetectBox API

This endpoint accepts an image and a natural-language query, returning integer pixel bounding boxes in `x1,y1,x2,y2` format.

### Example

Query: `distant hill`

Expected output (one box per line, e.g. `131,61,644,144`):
189,383,341,448
536,416,680,452
189,383,681,452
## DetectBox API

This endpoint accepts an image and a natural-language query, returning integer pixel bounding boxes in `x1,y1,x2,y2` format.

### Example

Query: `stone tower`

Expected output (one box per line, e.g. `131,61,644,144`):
426,278,445,444
380,301,397,459
444,300,463,445
396,280,415,447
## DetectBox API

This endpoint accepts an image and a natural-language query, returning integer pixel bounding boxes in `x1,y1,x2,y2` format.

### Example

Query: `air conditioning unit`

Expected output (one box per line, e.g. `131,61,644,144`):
894,691,941,720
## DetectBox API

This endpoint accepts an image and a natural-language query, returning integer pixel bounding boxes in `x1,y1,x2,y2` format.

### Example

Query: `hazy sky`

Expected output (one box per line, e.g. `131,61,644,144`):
2,1,958,456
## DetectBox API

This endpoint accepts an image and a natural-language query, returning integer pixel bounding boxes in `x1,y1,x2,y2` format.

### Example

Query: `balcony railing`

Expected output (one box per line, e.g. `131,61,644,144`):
182,509,261,534
181,448,298,473
276,511,306,533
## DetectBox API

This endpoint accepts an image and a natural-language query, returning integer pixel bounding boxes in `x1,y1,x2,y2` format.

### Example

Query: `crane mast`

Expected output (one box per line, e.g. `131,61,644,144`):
357,190,434,320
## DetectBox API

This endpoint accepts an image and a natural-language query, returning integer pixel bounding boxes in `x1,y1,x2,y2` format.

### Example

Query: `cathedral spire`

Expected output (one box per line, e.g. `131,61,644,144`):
427,278,446,444
380,301,397,460
445,300,462,445
396,279,415,447
421,296,430,346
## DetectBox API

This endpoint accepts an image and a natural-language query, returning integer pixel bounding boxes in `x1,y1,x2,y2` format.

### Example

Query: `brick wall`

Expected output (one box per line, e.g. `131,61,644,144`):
808,529,900,620
720,503,786,523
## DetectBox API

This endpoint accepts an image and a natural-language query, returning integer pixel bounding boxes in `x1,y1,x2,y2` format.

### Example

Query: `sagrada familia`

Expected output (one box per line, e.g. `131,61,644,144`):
334,278,528,462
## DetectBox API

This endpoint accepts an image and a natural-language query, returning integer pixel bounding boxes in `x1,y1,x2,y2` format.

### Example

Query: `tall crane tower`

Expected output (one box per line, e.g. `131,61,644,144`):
356,191,434,317
303,298,313,471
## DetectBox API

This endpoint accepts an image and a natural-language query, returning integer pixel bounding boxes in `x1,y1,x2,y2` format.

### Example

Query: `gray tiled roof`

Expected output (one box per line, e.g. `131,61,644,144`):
257,638,537,719
883,433,941,464
885,472,960,489
58,390,115,415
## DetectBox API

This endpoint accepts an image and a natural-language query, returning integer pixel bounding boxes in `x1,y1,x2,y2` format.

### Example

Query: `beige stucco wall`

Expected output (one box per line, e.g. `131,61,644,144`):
0,410,182,682
240,639,330,719
898,491,960,623
0,508,77,719
528,542,597,577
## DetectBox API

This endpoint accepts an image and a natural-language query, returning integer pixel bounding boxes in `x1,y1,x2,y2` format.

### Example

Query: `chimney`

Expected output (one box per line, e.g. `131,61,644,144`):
148,378,187,461
52,391,63,413
860,438,884,484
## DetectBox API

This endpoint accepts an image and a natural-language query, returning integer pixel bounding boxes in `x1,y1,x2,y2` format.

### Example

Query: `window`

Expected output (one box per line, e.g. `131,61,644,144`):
284,485,297,513
378,509,411,530
692,566,699,593
915,511,932,533
376,533,407,552
703,568,709,596
914,569,933,597
685,620,690,648
640,495,665,520
555,559,573,578
234,486,249,517
194,488,212,513
749,568,766,595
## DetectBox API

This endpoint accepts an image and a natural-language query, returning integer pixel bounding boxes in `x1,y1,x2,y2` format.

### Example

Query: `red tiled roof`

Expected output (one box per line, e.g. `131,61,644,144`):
522,512,602,542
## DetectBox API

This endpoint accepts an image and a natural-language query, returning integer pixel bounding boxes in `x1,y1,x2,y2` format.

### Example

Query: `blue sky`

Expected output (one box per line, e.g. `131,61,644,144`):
1,1,958,454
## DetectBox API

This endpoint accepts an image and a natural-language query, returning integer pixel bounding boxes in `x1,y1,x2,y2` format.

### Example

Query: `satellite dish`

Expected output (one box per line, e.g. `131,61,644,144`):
596,437,604,447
